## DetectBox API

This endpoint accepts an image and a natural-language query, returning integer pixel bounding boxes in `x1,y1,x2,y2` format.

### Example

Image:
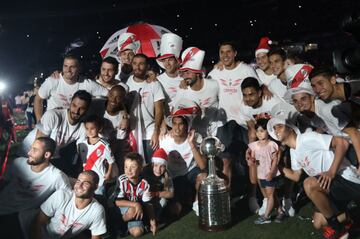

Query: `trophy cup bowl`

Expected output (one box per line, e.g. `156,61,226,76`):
198,136,231,231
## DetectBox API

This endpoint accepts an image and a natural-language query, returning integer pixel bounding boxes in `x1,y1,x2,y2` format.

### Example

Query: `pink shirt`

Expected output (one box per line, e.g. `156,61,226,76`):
248,140,280,180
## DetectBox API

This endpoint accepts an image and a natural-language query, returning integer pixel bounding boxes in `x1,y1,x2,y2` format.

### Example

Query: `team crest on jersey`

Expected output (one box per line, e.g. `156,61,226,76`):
96,149,102,157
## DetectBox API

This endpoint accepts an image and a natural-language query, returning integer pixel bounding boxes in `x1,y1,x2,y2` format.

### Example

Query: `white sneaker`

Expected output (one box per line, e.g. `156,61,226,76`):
258,198,268,216
192,200,199,216
283,198,295,217
248,197,260,214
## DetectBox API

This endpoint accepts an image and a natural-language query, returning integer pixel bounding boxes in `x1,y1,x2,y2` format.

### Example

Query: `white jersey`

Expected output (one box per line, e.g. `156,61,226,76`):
157,72,183,109
267,77,287,98
41,189,106,239
208,62,259,125
127,76,165,140
173,78,221,137
78,138,115,187
240,96,282,123
102,110,127,140
160,135,196,178
117,174,151,202
95,78,129,92
290,131,360,184
256,68,276,86
0,157,70,215
38,74,108,110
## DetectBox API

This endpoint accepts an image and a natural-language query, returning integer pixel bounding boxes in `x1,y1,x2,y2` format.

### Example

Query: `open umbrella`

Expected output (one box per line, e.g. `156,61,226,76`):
100,22,171,59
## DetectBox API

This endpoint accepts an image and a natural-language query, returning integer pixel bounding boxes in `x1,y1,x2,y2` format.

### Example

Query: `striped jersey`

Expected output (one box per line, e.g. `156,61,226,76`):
116,174,151,202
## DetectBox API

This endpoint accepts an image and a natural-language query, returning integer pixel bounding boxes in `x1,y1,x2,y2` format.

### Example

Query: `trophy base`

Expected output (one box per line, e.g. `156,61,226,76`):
199,222,231,232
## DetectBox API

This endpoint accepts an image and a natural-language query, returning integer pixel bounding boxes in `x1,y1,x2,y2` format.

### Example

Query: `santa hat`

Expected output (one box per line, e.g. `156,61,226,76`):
157,33,183,69
267,116,300,141
178,47,205,73
284,64,314,104
166,99,201,128
255,37,272,57
152,148,168,166
117,32,140,53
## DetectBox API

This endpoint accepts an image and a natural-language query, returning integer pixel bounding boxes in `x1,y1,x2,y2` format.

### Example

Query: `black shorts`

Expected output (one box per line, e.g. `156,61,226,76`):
329,175,360,206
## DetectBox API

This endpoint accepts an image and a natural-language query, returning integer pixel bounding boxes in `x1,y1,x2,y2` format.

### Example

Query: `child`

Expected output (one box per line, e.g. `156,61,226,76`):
142,148,174,221
247,118,282,224
78,115,117,195
115,152,157,237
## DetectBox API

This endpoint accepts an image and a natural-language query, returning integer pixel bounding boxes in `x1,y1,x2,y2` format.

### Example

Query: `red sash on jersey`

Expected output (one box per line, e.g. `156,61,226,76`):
84,144,105,170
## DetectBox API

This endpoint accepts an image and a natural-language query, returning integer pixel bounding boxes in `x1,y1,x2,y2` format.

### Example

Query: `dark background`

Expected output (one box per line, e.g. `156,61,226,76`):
0,0,359,93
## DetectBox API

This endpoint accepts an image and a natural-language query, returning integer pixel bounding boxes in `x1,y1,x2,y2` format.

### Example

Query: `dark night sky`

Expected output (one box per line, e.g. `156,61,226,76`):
0,0,359,94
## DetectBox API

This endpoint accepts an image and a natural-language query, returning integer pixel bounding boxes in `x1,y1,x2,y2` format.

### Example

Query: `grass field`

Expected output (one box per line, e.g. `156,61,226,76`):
2,111,359,239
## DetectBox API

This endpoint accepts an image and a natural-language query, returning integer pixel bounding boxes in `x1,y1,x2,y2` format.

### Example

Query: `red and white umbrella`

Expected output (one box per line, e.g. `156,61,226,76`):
100,22,171,59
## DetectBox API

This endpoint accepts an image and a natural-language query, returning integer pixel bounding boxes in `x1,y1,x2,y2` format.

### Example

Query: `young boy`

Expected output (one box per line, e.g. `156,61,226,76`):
78,115,116,195
115,152,157,237
142,148,175,221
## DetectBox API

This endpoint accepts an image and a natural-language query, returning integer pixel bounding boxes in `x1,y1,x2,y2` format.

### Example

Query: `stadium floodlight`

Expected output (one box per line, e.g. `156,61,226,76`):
0,81,6,93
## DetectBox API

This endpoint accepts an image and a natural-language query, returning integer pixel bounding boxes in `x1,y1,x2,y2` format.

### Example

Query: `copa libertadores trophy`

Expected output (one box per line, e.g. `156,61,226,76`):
199,136,231,231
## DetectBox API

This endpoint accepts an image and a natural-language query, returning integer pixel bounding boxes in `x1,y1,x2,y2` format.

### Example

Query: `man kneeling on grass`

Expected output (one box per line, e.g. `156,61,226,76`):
267,116,360,239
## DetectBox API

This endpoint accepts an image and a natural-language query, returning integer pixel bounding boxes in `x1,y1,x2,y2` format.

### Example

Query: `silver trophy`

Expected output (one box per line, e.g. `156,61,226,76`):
199,136,231,231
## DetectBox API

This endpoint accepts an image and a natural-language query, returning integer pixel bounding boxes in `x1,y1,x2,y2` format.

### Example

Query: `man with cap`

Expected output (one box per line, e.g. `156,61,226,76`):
127,53,165,164
142,148,175,221
268,115,360,239
116,32,139,83
160,99,207,216
34,54,108,123
156,33,183,111
255,37,277,86
309,66,360,171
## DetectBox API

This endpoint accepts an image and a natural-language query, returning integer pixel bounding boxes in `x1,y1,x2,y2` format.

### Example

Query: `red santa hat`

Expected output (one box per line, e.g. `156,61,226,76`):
178,47,205,73
157,33,183,69
255,37,272,57
166,99,201,128
152,148,168,166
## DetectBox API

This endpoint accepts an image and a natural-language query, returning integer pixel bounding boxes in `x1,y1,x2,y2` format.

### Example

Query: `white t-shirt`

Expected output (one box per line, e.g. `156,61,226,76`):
208,62,259,125
173,78,221,137
157,72,183,109
239,96,282,123
267,77,287,98
95,79,129,92
290,131,360,184
41,189,106,239
102,110,127,140
127,76,165,140
35,109,86,156
160,135,196,178
78,138,115,187
315,99,349,138
0,157,70,215
38,74,108,110
256,68,276,86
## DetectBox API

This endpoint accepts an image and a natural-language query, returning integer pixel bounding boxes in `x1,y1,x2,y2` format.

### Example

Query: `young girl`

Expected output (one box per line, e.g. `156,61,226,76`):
142,148,174,221
78,115,118,195
247,118,282,224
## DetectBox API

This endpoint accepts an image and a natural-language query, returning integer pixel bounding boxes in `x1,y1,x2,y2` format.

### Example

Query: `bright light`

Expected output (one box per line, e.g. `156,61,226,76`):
0,81,6,92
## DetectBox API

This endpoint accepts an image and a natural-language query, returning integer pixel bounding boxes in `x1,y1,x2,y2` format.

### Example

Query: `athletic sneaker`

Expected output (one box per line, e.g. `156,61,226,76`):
258,198,268,216
192,200,199,216
322,226,349,239
254,216,271,225
248,197,260,214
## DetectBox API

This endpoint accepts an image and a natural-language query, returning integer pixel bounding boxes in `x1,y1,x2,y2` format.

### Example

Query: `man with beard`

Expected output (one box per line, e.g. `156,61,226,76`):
22,90,91,176
97,57,129,92
127,54,165,164
0,137,70,239
31,170,106,239
34,54,108,122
